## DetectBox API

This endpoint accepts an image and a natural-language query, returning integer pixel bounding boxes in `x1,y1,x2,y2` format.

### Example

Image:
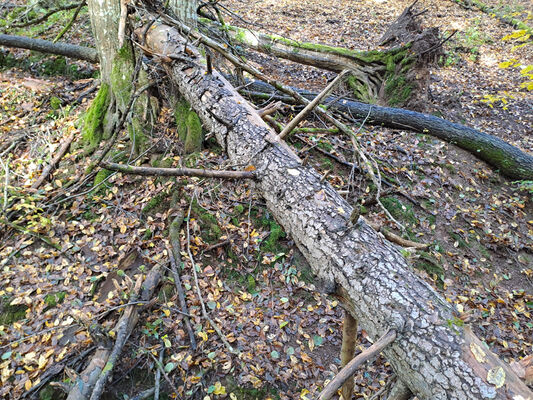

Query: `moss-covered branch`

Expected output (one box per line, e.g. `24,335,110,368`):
199,18,415,105
241,79,533,180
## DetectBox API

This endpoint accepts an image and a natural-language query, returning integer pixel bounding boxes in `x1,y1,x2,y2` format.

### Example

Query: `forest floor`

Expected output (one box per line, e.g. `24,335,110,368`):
0,0,532,399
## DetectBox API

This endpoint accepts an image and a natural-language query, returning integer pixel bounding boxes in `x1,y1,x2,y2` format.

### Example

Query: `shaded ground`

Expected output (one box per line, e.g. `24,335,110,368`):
0,0,531,399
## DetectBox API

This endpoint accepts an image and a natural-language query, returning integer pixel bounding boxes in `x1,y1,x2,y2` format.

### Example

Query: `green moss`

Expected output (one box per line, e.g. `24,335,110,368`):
174,97,204,154
81,83,110,150
414,251,444,288
93,168,113,191
50,96,62,110
224,376,280,400
261,218,286,254
142,192,170,215
39,383,66,400
128,119,146,155
110,44,135,109
44,291,66,309
381,197,418,225
142,228,153,240
0,297,28,325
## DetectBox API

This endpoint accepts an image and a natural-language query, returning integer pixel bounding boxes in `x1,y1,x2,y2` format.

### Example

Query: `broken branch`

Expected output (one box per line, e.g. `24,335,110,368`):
318,330,397,400
100,161,256,179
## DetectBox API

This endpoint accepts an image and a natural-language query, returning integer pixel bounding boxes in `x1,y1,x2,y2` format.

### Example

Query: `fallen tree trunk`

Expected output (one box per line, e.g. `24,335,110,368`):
0,34,98,63
142,23,533,399
240,80,533,180
199,17,417,105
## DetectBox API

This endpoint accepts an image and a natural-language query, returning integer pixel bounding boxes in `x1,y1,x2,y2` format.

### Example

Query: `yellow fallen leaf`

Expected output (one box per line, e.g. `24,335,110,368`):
487,366,505,388
213,382,226,395
25,379,32,391
470,342,486,363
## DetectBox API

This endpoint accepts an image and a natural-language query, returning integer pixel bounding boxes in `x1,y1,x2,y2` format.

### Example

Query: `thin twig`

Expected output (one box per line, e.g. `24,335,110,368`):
186,192,239,354
31,133,74,189
154,347,163,400
8,2,81,28
318,330,397,400
53,0,86,43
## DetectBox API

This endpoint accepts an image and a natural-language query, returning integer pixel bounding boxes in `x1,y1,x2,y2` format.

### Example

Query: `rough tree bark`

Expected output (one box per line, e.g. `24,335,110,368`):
141,23,533,400
83,0,155,155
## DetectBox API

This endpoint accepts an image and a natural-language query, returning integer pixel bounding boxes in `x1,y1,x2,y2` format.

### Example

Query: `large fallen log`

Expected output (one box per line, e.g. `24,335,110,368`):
198,17,416,105
0,34,98,63
142,23,533,400
240,79,533,180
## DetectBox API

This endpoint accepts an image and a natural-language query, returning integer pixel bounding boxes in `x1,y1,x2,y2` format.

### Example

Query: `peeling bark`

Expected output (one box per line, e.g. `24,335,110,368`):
141,24,533,400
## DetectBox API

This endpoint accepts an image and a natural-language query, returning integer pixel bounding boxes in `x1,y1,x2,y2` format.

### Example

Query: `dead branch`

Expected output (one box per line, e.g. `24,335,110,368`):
67,264,163,400
318,330,397,400
53,1,86,43
168,211,197,350
365,220,429,249
240,79,533,180
8,2,82,28
0,34,98,62
186,193,239,355
278,70,350,140
100,161,256,179
89,276,144,400
31,133,75,189
256,101,284,117
118,0,128,48
340,312,358,400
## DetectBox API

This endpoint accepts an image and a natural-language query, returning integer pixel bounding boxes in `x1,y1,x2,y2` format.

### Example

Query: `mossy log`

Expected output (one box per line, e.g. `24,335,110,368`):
0,33,98,62
240,80,533,180
199,18,416,105
142,23,533,399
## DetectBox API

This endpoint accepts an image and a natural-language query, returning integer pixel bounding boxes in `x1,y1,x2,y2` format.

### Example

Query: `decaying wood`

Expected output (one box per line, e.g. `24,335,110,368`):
67,264,163,400
340,312,358,400
100,161,256,179
31,133,75,189
510,355,533,385
89,277,143,400
141,23,533,400
168,210,197,350
319,330,397,400
0,34,98,62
